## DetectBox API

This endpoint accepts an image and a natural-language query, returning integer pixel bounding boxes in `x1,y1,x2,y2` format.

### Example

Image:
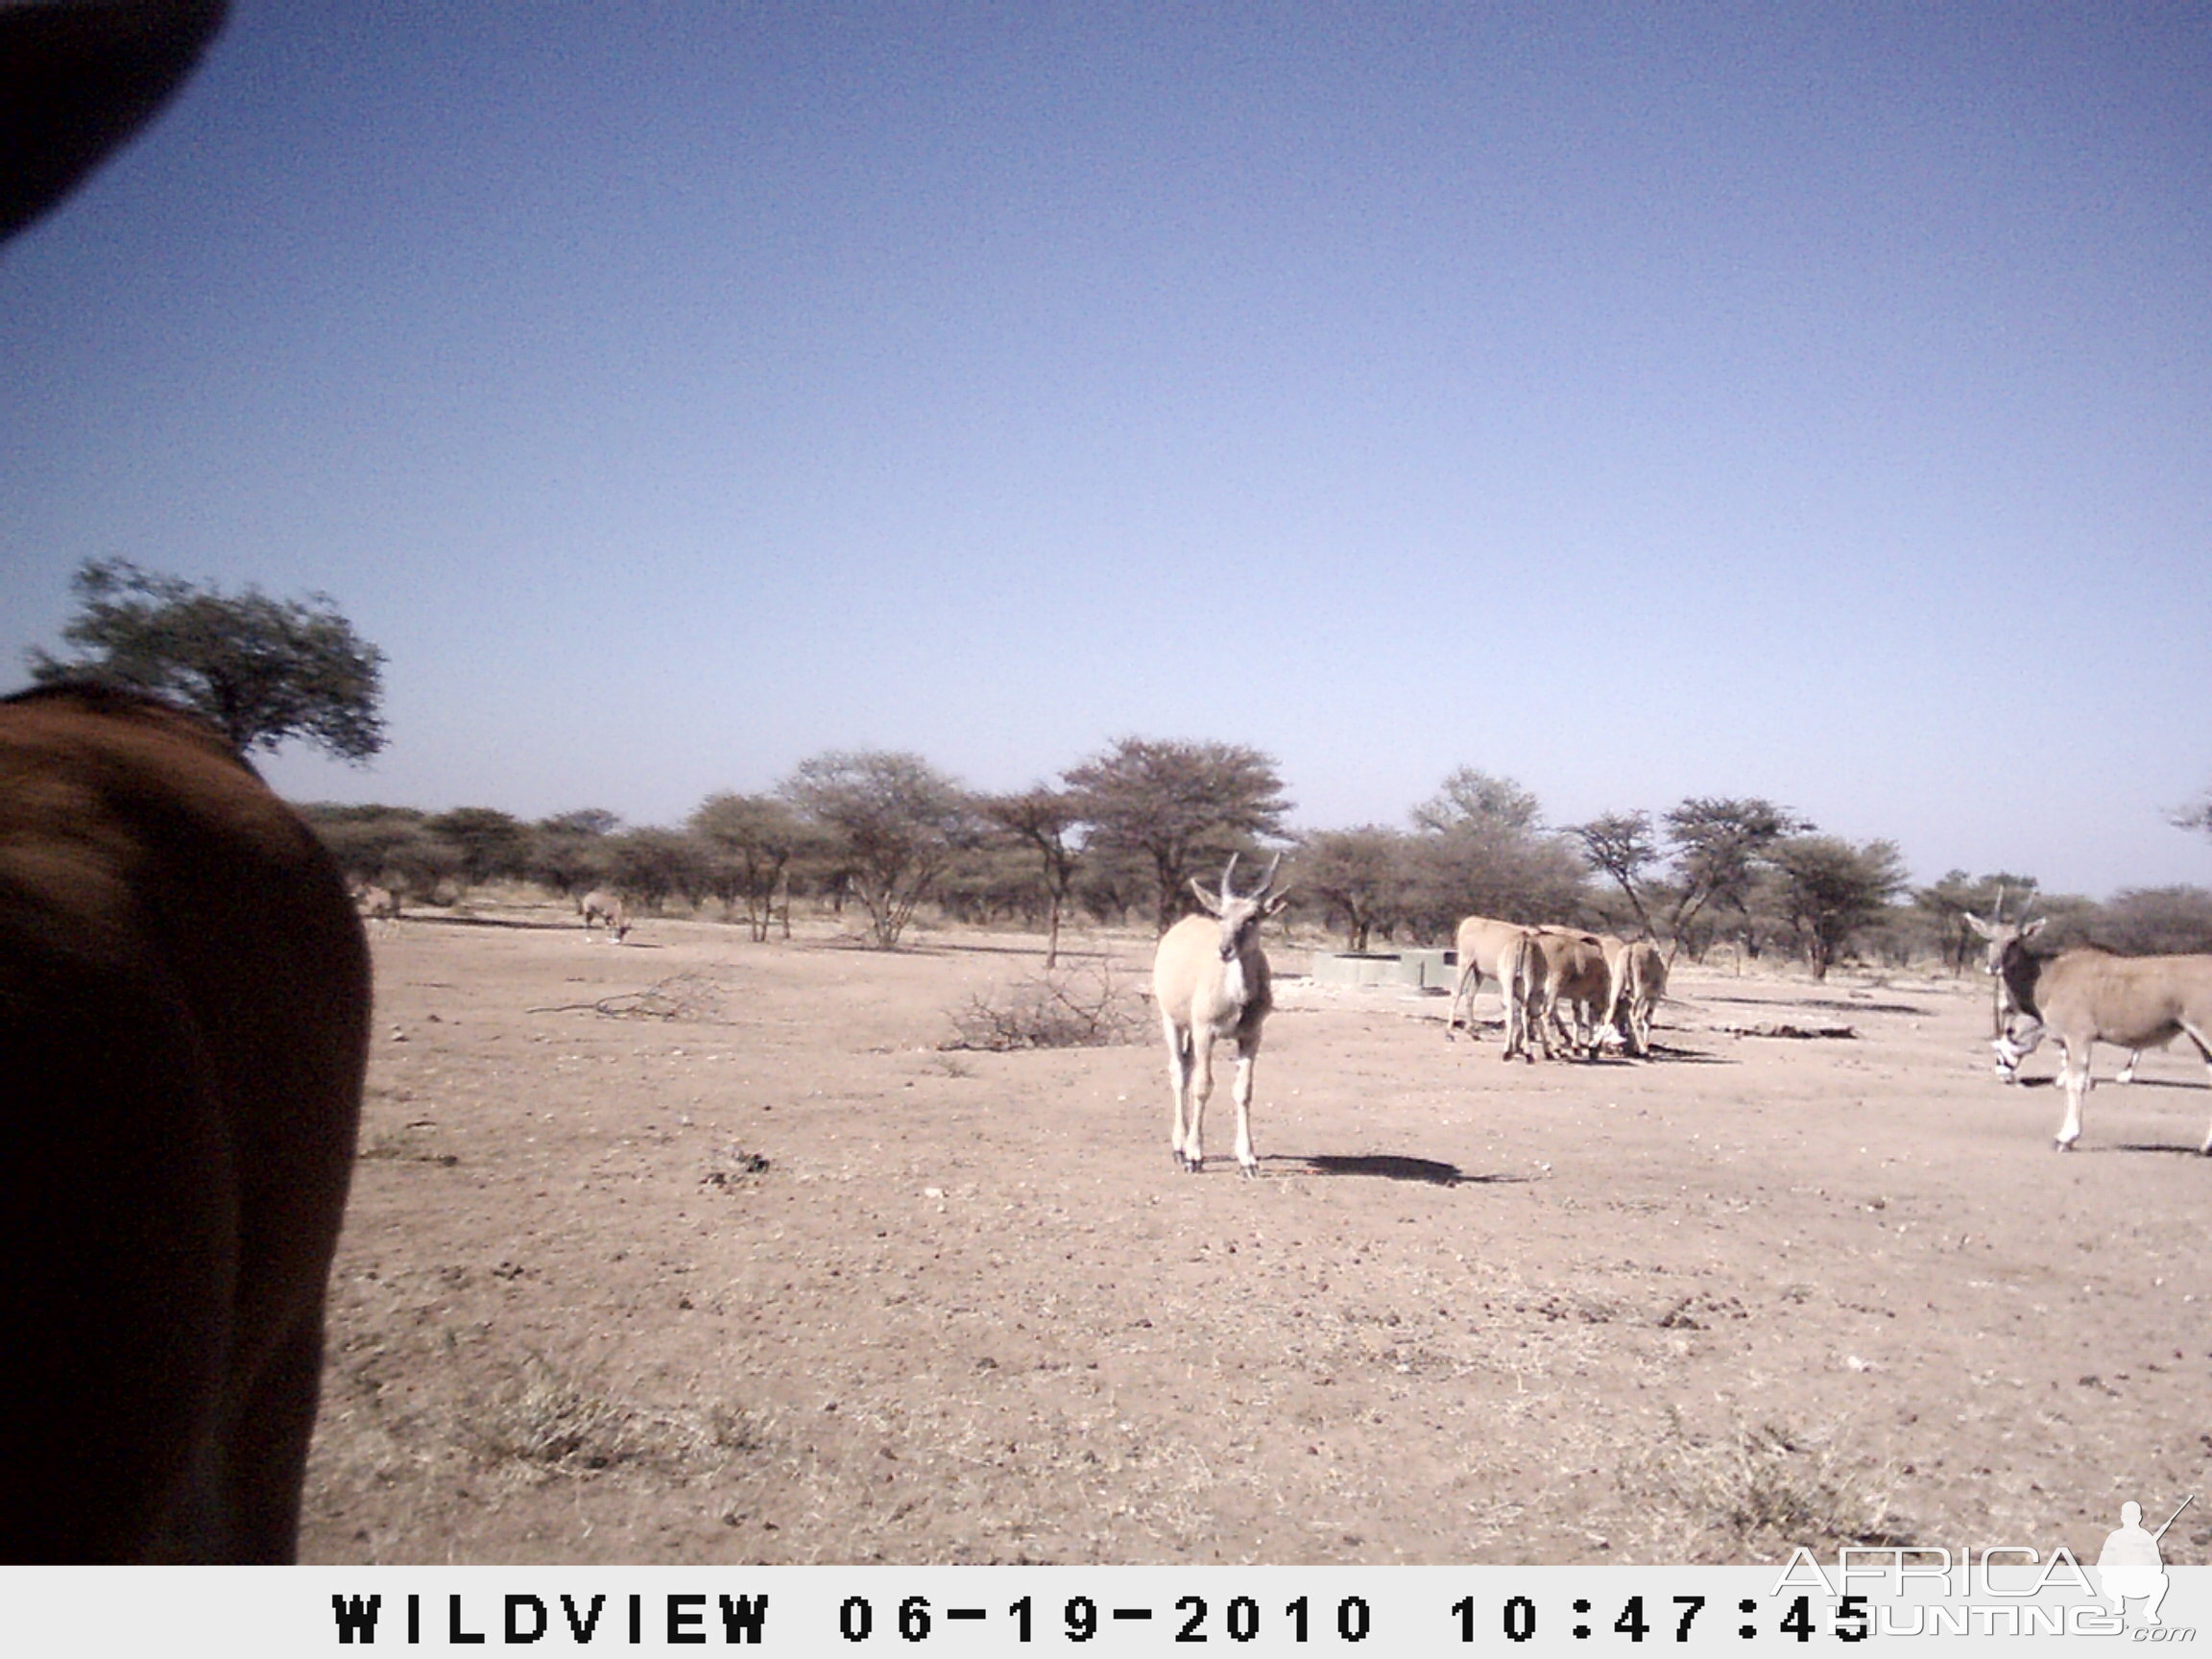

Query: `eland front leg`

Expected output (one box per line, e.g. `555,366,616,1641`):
2054,1039,2091,1150
1179,1028,1222,1173
1228,1028,1263,1178
1163,1015,1199,1171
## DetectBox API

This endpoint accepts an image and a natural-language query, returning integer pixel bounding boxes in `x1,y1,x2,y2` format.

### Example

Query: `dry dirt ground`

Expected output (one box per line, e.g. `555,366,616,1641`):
300,903,2212,1567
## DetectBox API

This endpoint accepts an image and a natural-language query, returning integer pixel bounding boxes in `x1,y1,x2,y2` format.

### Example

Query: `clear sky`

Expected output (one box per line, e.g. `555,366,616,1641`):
4,3,2207,898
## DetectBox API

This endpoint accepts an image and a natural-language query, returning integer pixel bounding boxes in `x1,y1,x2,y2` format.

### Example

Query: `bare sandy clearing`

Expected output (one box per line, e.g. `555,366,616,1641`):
301,910,2212,1565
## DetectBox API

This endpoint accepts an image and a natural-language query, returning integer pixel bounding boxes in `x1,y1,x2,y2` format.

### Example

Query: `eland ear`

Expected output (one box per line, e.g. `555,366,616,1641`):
1964,913,1995,940
1263,888,1291,918
2020,917,2048,940
1190,877,1224,915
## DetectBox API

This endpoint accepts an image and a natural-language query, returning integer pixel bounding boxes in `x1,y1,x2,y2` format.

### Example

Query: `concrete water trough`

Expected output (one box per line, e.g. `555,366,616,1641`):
1308,949,1457,991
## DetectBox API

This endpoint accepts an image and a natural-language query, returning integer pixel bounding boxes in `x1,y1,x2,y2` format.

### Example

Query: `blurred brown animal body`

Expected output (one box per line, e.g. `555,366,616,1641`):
0,684,370,1559
1984,923,2212,1153
1150,855,1286,1176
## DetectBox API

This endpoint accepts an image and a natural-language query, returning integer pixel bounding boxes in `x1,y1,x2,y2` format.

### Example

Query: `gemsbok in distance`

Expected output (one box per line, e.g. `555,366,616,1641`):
0,683,372,1559
1152,854,1287,1176
353,883,401,934
1980,919,2212,1153
578,888,630,942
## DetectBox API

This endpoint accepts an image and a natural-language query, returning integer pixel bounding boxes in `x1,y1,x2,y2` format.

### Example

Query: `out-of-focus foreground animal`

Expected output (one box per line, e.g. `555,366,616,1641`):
1981,921,2212,1153
0,4,372,1561
1151,854,1287,1176
0,0,227,242
0,684,371,1558
578,888,630,942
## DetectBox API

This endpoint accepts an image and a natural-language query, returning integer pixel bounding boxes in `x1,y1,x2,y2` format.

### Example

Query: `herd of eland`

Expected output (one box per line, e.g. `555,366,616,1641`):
1446,917,1669,1063
1149,873,1679,1176
1146,862,2212,1173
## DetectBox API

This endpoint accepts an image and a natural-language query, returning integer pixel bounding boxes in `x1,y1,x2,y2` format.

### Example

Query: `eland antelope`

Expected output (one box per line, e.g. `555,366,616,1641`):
1498,927,1549,1062
578,888,630,942
0,683,371,1559
1538,926,1620,1055
1966,912,2144,1085
1151,854,1286,1176
1980,923,2212,1153
1612,939,1668,1056
1443,915,1533,1042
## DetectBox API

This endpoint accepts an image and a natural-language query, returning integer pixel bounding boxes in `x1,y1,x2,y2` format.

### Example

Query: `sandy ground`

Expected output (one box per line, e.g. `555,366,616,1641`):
300,904,2212,1566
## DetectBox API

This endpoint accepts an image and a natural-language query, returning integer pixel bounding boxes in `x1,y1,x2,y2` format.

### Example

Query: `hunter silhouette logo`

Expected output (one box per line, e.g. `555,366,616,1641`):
1774,1488,2202,1639
2099,1496,2195,1627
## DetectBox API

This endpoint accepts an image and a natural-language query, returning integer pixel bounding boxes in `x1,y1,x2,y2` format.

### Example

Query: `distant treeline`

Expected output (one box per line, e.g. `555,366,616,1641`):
300,740,2212,974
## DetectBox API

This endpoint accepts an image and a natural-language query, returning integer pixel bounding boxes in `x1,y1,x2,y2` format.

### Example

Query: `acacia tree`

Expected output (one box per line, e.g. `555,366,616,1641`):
1771,835,1909,980
1570,809,1661,939
1912,870,2039,974
423,807,529,892
1063,737,1290,931
1412,767,1544,835
30,558,386,760
1394,768,1590,937
781,750,975,948
1299,826,1407,951
689,792,818,942
299,803,428,891
2095,886,2212,955
604,827,710,915
981,786,1085,966
526,809,620,900
1664,797,1812,964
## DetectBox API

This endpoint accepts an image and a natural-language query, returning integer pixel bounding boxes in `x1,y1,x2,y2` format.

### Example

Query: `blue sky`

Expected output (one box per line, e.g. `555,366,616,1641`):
4,3,2207,897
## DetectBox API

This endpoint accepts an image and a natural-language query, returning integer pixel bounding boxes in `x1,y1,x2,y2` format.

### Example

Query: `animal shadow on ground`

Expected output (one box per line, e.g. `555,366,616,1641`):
1274,1153,1527,1187
2103,1142,2212,1157
1637,1043,1730,1064
1703,993,1927,1017
926,940,1117,961
390,913,546,930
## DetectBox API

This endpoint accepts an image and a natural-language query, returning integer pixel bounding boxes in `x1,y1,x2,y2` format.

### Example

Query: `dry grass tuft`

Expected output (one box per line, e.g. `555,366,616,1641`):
945,964,1146,1051
1621,1408,1907,1561
465,1352,757,1478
